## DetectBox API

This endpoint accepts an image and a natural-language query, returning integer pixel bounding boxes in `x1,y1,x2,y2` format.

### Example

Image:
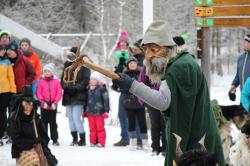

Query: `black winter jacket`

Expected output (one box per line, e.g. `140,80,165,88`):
61,61,90,106
10,111,49,158
86,85,110,115
123,69,145,110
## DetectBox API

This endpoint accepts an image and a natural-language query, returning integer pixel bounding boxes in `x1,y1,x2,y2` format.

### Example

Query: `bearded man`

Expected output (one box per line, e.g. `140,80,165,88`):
112,21,224,166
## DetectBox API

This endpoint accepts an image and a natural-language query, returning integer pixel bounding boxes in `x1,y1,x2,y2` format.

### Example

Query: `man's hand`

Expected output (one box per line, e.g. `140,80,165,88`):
112,73,134,90
229,85,236,93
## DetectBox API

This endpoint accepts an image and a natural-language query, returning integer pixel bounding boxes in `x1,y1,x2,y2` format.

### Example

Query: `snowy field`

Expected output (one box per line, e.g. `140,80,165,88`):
0,73,242,166
0,90,165,166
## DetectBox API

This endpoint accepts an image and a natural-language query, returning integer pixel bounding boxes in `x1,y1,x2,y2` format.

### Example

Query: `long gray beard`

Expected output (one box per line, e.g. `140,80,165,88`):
143,56,169,84
143,47,179,84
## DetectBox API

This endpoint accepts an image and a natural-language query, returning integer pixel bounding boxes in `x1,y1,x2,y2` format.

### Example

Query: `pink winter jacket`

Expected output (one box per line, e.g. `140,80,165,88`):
36,77,62,104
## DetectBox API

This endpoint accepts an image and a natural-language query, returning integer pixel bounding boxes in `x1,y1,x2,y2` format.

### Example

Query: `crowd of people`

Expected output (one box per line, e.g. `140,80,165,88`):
1,19,250,166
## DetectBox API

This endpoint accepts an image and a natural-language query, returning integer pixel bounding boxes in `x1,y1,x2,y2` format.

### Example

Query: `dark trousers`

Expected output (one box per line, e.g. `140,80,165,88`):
41,109,58,142
0,93,11,138
147,106,166,152
126,108,147,134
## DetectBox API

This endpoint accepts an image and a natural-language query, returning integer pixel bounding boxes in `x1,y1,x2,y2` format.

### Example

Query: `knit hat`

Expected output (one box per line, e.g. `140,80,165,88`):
173,34,188,46
0,30,11,39
244,34,250,43
6,41,18,55
66,51,76,62
20,38,31,46
241,120,250,135
134,39,143,48
119,31,128,42
90,71,107,85
70,47,78,54
142,20,176,47
126,56,138,66
43,63,55,75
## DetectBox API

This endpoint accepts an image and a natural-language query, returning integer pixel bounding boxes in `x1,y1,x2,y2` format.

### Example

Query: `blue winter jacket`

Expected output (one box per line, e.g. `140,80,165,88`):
86,85,110,115
232,51,250,90
241,77,250,112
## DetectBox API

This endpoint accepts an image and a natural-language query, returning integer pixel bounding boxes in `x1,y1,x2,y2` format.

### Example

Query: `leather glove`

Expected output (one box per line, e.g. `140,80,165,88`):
51,103,57,110
102,112,109,119
112,73,134,91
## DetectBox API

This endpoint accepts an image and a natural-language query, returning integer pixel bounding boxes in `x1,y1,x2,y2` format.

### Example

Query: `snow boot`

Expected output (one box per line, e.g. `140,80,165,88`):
70,131,78,146
78,133,86,146
129,138,137,151
113,139,129,146
6,137,12,144
0,139,3,146
142,139,150,151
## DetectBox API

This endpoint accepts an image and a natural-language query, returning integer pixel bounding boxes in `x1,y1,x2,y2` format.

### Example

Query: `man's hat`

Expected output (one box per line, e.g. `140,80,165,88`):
142,20,176,47
244,34,250,43
6,41,18,54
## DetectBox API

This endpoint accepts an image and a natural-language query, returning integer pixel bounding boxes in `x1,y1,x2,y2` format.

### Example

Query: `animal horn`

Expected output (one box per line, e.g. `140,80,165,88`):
198,134,207,152
173,160,177,166
173,133,183,157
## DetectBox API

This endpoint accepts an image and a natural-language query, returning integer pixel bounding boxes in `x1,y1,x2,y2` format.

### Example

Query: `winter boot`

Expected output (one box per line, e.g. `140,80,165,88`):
6,137,12,144
113,139,129,146
0,139,3,146
78,133,86,146
70,131,78,146
137,140,143,150
142,139,150,151
129,138,137,151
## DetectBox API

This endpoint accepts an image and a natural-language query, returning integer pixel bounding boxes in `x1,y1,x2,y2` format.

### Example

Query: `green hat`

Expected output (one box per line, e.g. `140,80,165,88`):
142,20,176,47
0,30,11,38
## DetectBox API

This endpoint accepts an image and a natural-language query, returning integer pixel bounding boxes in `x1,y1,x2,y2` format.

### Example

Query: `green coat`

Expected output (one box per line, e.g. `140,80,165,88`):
162,52,224,166
114,50,129,65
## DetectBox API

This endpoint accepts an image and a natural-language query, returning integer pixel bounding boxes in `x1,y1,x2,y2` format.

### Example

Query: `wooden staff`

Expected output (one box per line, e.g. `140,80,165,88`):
82,56,120,80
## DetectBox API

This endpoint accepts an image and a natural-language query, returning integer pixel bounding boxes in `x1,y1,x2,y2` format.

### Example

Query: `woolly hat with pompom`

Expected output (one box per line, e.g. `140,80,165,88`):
90,71,108,85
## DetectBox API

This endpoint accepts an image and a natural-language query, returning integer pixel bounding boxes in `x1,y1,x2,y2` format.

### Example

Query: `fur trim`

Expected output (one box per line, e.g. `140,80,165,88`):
220,121,232,164
230,133,250,165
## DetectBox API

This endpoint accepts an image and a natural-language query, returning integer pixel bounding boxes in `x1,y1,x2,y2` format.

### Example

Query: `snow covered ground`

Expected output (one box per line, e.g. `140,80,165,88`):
0,73,242,166
0,90,164,166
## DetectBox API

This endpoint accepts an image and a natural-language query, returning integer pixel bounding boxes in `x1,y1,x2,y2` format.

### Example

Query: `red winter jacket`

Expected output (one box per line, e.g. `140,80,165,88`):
12,51,35,93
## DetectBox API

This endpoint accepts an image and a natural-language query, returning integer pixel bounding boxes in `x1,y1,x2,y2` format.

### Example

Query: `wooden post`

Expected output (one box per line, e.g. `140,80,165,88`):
201,27,211,89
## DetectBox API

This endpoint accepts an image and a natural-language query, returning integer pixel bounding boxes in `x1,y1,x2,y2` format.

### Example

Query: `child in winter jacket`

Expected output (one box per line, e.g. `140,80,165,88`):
36,63,62,146
86,72,109,148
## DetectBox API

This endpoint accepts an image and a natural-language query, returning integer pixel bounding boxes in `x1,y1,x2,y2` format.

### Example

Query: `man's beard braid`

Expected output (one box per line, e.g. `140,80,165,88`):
143,47,178,84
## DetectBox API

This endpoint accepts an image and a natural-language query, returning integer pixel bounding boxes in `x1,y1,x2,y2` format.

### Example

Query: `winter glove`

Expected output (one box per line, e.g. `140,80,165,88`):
112,73,134,90
111,84,120,92
51,103,57,110
34,138,41,144
228,91,236,101
41,102,49,109
102,112,109,119
82,112,88,118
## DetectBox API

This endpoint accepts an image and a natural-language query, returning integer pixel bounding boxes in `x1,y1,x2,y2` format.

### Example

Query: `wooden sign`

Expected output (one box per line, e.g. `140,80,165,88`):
196,18,250,27
195,6,250,17
195,0,250,6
